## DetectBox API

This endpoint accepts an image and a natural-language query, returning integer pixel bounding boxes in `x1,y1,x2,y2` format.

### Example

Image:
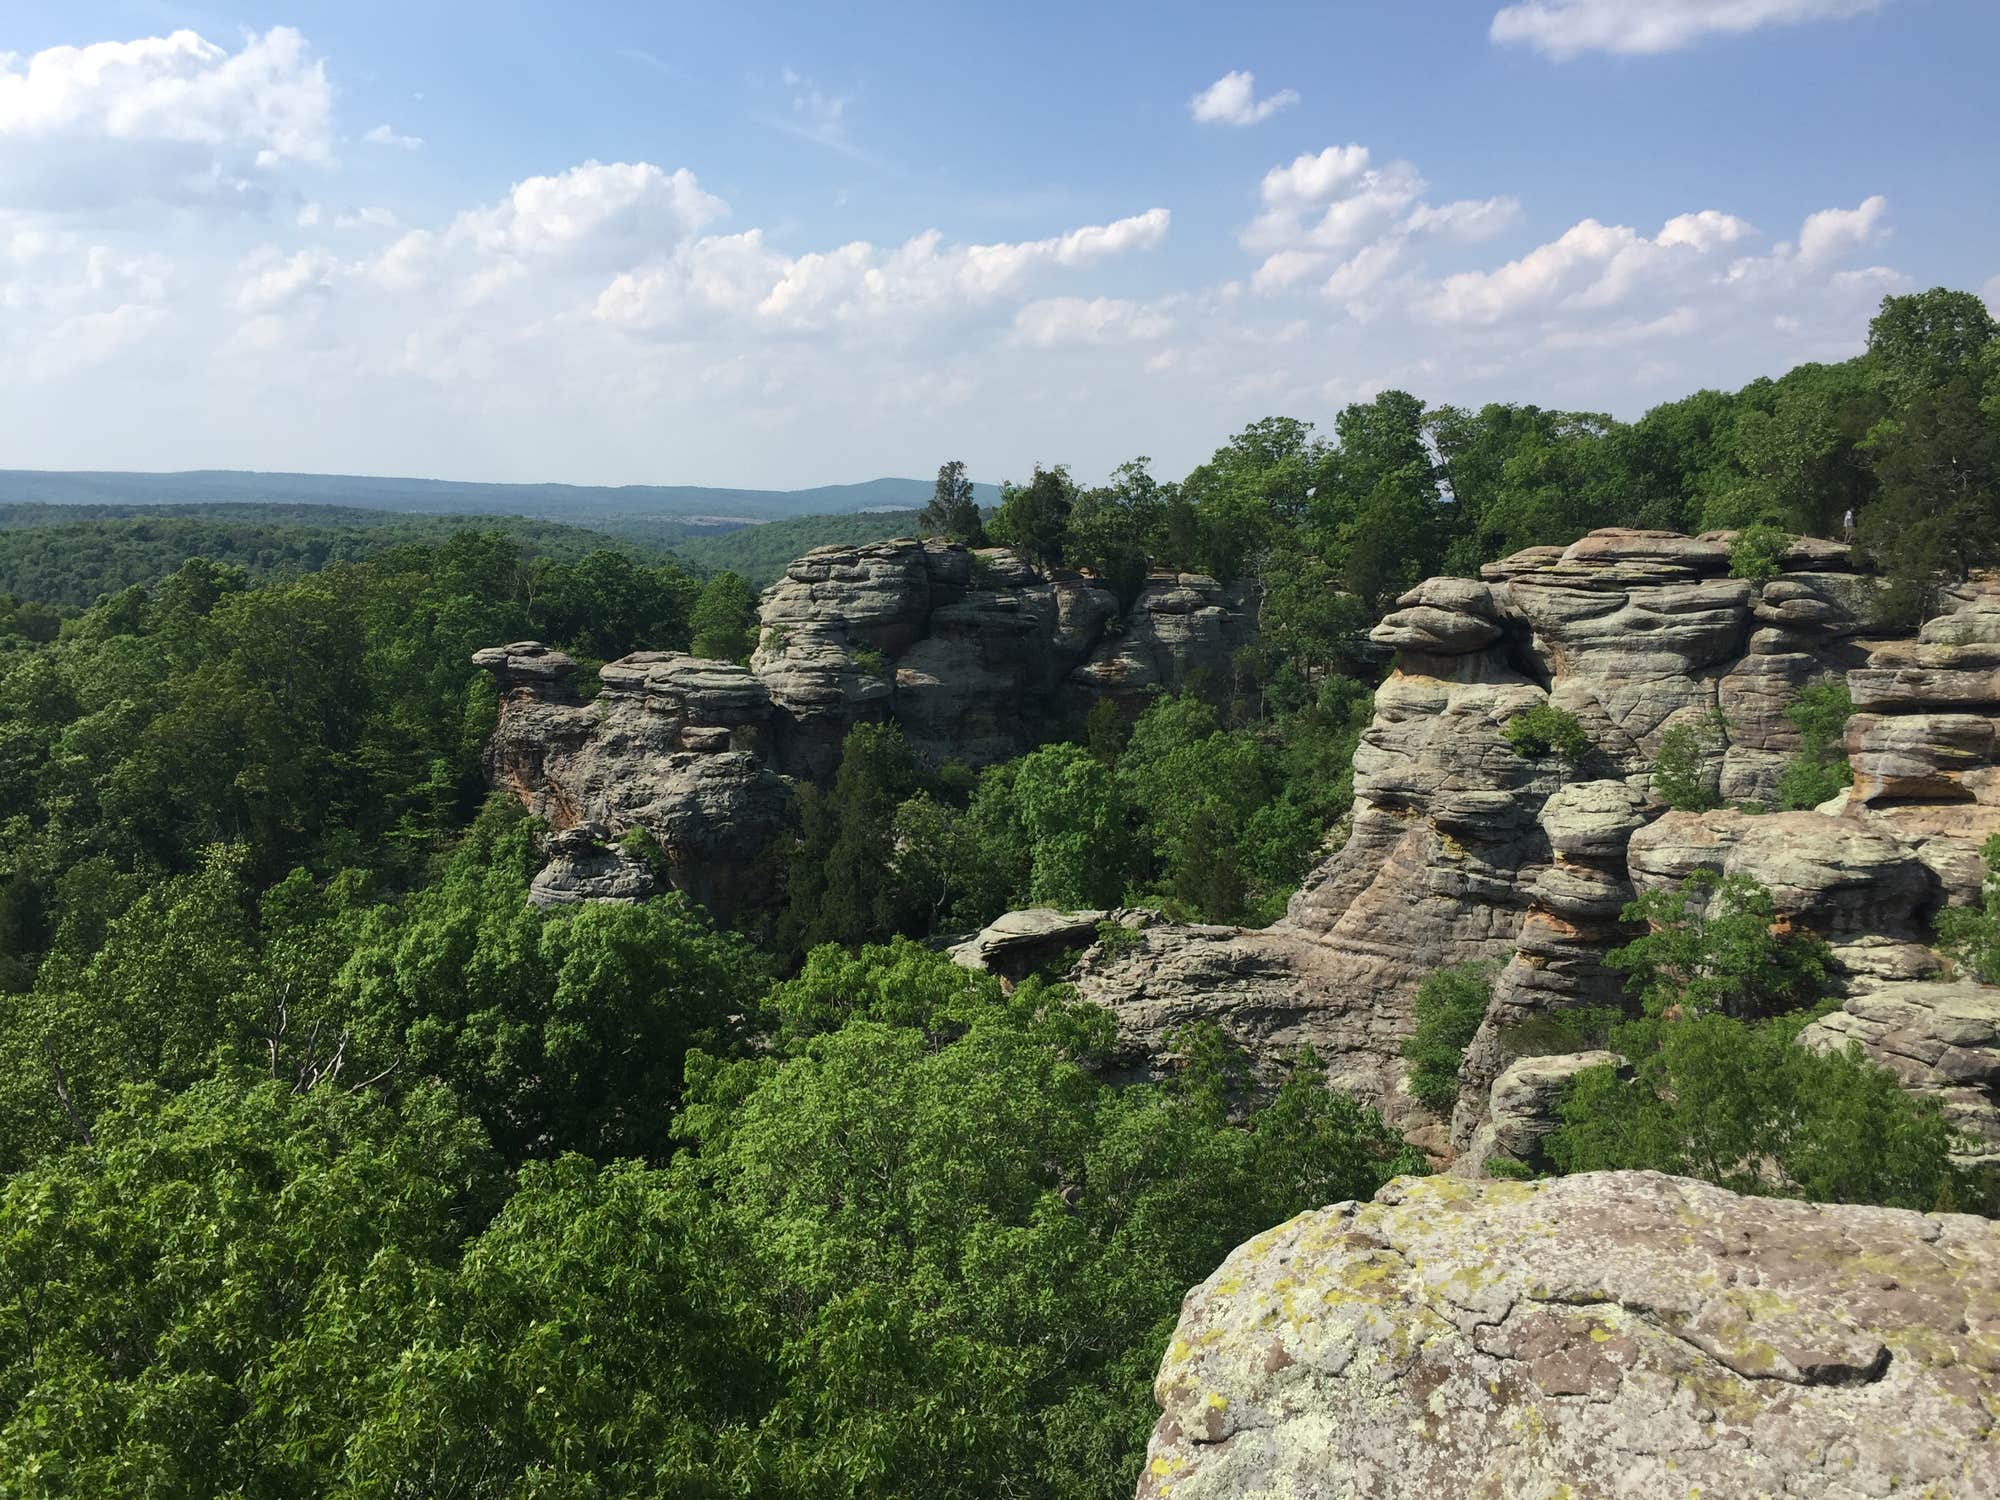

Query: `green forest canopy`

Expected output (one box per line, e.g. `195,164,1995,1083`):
0,289,1996,1496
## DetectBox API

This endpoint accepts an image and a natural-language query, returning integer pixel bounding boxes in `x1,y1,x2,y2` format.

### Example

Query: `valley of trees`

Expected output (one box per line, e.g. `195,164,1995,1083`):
0,289,1996,1495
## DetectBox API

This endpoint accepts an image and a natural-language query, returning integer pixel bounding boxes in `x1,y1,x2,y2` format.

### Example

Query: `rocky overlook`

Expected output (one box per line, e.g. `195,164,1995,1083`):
477,538,1255,922
1140,1171,2000,1499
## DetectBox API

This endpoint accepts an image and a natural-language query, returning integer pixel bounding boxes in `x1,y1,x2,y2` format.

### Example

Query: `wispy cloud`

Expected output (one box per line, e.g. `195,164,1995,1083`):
363,123,423,150
617,46,688,81
1490,0,1894,60
1189,70,1298,126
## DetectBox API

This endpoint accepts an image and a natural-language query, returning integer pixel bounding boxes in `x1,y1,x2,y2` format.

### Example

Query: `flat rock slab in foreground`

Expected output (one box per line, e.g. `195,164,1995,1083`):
1141,1171,2000,1499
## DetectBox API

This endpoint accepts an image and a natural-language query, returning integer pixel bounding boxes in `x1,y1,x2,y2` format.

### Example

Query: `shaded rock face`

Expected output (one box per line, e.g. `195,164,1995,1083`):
1452,1050,1624,1177
480,650,791,925
947,907,1158,985
526,824,657,910
480,539,1255,919
1843,580,2000,906
1140,1171,2000,1500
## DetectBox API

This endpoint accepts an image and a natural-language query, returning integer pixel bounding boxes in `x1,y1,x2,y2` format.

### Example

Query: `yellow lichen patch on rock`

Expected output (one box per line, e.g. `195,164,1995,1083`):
1135,1171,2000,1500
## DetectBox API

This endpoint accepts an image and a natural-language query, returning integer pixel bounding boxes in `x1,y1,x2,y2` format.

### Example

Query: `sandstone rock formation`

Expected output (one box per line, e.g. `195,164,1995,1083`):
1141,1171,2000,1499
753,540,1253,778
1799,980,2000,1167
1071,535,2000,1164
480,539,1256,920
1452,1049,1624,1177
479,648,790,924
1078,529,1886,1145
947,907,1157,984
526,824,657,909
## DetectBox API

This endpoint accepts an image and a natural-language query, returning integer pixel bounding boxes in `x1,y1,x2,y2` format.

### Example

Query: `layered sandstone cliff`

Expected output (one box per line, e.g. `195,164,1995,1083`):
1069,529,2000,1159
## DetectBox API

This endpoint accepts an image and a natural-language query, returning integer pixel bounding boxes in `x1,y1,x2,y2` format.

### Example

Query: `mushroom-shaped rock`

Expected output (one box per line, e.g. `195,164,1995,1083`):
1368,604,1501,655
471,640,579,688
1539,778,1648,863
1140,1171,2000,1500
527,824,657,909
949,907,1155,983
1627,808,1936,932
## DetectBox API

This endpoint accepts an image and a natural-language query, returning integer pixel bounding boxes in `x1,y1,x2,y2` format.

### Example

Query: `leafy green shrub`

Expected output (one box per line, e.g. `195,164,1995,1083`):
1549,869,1962,1210
1496,1005,1622,1059
1937,833,2000,983
1727,522,1790,583
850,645,889,679
1652,709,1727,811
1609,869,1828,1020
1549,1012,1962,1209
1402,962,1495,1113
1503,703,1592,763
1094,917,1142,959
1775,681,1854,810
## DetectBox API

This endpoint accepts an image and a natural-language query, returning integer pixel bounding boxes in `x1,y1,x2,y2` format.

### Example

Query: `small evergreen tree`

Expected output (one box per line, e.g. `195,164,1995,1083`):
918,460,986,546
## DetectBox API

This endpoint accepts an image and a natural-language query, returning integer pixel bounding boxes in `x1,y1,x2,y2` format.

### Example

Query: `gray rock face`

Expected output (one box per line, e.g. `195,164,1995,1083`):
948,907,1157,984
1449,781,1647,1152
1140,1171,2000,1500
479,649,792,924
1453,1050,1624,1177
527,824,657,909
1798,980,2000,1167
1628,807,1941,935
480,538,1255,918
752,539,1248,777
1071,530,2000,1166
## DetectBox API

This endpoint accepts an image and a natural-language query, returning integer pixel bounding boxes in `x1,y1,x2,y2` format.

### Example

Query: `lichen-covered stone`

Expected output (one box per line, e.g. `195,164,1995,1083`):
1140,1171,2000,1499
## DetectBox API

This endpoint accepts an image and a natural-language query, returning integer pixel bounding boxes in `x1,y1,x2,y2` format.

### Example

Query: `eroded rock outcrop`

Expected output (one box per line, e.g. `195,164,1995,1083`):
1079,529,1884,1144
948,907,1158,984
480,648,790,924
1141,1171,2000,1499
526,824,657,909
480,538,1256,919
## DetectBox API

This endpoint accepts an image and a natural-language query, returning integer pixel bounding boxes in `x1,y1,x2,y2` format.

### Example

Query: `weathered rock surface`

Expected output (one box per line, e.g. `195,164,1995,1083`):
1799,980,2000,1167
752,539,1250,778
1077,530,1902,1147
948,907,1157,983
1453,1049,1624,1177
1140,1171,2000,1499
478,649,791,923
526,824,657,909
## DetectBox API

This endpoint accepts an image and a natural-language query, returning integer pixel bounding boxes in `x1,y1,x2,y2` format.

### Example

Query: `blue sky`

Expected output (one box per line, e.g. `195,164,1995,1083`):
2,0,1995,488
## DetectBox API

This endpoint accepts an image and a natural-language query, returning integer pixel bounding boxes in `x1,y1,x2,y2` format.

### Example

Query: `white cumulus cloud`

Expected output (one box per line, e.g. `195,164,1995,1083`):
0,28,332,210
1189,71,1298,126
1490,0,1893,60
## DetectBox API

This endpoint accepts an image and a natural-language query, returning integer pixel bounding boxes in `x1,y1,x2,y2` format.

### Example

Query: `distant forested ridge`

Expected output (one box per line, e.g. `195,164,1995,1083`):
0,504,681,610
0,467,995,523
0,288,1995,1497
666,507,922,582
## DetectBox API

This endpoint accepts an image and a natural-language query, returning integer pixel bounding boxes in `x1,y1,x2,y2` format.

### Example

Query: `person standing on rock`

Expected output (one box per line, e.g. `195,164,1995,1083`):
1844,507,1857,543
